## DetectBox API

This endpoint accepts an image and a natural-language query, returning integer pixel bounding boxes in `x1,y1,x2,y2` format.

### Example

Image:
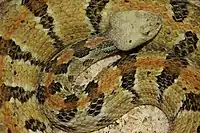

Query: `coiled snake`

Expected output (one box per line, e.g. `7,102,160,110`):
0,0,200,133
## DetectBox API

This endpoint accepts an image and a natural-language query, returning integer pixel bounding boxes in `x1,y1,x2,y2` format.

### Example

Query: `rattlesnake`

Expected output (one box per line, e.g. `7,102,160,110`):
0,0,200,133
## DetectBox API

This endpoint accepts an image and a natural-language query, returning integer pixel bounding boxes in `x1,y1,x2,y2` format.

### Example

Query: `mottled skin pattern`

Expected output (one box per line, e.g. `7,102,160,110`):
0,0,200,133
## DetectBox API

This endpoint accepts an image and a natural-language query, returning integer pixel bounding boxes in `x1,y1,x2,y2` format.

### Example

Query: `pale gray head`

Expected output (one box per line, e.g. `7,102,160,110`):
109,10,162,51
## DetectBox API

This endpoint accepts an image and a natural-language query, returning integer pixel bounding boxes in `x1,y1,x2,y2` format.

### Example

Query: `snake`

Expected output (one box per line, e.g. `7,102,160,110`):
0,0,200,133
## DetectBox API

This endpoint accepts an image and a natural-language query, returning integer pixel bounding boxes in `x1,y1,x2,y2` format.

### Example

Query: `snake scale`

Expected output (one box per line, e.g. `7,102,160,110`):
0,0,200,133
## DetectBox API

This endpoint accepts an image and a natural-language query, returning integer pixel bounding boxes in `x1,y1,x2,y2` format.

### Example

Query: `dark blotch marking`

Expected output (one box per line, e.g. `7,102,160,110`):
44,59,57,73
46,21,64,48
121,69,139,104
22,0,64,48
147,71,151,75
40,15,54,29
197,126,200,133
54,61,71,74
0,37,43,65
87,93,104,116
0,37,12,56
13,70,17,75
8,86,35,103
46,23,64,49
36,85,47,104
114,54,137,67
73,47,91,58
25,118,46,132
42,16,64,48
84,80,98,97
22,0,47,17
64,94,79,103
182,87,187,91
124,0,130,2
156,67,179,103
48,81,62,94
56,108,77,123
0,84,35,104
83,59,94,66
0,37,44,65
181,92,200,111
0,84,12,107
121,70,135,90
179,58,189,67
68,75,74,83
96,116,113,126
170,0,189,22
70,39,90,58
86,0,109,34
7,128,11,133
167,31,199,59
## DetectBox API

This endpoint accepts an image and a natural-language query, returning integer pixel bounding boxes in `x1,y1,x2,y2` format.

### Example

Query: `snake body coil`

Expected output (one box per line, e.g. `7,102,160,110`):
0,0,200,133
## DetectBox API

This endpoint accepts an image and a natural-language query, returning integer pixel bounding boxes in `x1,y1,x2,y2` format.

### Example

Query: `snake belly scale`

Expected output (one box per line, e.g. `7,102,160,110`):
0,0,200,133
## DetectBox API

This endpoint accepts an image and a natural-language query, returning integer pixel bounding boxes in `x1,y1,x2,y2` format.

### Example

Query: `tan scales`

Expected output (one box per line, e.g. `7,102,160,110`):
0,0,200,133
